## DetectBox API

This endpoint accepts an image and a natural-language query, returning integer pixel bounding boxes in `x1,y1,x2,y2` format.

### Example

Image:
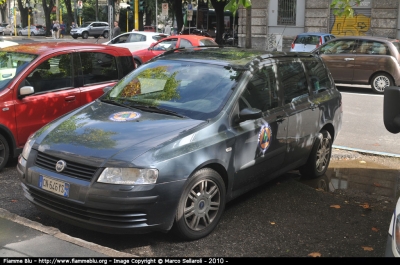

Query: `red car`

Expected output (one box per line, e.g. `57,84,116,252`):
0,42,135,170
132,35,218,67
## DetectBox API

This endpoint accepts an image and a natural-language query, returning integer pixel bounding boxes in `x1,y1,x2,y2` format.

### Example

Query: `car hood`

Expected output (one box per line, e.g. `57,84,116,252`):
34,100,204,166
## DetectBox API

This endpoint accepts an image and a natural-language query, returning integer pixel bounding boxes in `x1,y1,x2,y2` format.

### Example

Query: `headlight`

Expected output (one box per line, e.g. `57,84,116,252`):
97,168,158,185
21,134,35,160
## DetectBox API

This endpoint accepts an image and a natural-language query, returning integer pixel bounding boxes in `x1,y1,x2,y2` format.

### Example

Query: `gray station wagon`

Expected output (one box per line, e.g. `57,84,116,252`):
314,36,400,93
18,48,343,240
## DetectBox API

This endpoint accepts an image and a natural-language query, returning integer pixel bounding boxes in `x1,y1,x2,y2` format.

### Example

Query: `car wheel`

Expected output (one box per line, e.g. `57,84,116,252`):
134,59,141,68
1,31,4,36
299,130,332,179
0,134,10,171
103,31,109,38
18,32,22,36
173,168,226,240
371,73,393,93
82,32,89,39
31,32,35,36
9,31,13,36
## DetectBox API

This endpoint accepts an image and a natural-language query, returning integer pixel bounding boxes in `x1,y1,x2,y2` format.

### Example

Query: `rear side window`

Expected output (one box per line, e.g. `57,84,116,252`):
199,39,217,46
179,39,193,48
278,62,308,104
356,40,389,55
119,56,135,77
79,52,118,85
303,58,332,93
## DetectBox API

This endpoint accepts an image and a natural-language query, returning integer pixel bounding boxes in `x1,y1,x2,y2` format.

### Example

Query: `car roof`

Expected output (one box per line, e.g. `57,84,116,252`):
154,47,315,68
297,32,332,36
329,36,398,42
163,35,215,41
1,42,132,56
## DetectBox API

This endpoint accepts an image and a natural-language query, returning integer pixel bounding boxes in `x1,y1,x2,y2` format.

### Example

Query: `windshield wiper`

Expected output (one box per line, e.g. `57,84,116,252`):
129,104,187,118
100,98,138,111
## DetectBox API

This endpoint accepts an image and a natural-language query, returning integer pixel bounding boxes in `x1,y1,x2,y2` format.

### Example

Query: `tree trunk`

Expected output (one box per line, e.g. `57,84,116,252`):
245,7,251,48
210,0,228,45
173,0,183,34
64,0,74,31
41,0,54,36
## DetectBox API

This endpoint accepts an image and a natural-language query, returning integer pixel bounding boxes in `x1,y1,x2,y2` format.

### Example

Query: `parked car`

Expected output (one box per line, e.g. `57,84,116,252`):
313,36,400,93
70,21,109,39
0,42,135,171
0,23,9,35
132,35,218,67
17,48,343,240
383,86,400,257
18,25,46,36
290,32,335,52
103,31,168,52
2,24,22,36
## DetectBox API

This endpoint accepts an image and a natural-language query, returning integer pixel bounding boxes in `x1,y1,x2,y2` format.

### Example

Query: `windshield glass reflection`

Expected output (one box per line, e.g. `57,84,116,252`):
105,60,242,120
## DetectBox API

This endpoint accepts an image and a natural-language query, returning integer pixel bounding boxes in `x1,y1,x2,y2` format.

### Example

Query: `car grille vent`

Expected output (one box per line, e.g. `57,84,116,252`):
35,152,98,181
28,188,148,227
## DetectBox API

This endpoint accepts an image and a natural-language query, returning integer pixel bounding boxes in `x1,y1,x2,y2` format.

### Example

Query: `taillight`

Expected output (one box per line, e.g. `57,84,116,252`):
291,39,296,49
316,36,323,48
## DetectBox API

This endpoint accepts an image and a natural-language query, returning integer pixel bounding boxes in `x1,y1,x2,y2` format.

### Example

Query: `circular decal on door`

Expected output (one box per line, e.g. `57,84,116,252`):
258,123,272,154
109,111,141,122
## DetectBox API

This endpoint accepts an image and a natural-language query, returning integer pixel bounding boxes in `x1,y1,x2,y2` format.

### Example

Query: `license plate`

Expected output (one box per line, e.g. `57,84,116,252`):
39,175,70,197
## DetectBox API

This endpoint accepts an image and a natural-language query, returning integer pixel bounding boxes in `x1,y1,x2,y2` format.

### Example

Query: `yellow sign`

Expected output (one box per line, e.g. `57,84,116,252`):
331,14,371,36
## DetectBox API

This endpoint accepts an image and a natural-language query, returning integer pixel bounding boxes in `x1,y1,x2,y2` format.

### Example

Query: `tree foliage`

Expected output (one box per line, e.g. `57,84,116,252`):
331,0,361,17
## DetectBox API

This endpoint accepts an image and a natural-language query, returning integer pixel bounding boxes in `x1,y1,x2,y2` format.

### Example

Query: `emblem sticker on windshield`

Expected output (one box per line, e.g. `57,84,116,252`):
109,111,141,122
258,123,272,154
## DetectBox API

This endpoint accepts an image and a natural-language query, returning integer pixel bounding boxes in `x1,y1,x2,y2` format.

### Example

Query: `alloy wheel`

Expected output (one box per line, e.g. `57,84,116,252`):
184,179,221,231
373,75,390,92
315,136,331,173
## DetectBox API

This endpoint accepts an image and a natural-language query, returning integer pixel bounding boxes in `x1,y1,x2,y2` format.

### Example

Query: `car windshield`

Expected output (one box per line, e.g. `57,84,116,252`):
0,51,37,92
105,60,242,120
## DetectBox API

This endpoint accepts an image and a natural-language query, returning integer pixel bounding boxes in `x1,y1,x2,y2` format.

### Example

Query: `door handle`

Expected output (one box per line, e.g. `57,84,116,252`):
344,58,354,61
65,95,76,102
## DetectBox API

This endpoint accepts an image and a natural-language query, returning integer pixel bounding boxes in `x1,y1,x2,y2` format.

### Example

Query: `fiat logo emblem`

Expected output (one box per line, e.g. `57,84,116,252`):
55,160,67,172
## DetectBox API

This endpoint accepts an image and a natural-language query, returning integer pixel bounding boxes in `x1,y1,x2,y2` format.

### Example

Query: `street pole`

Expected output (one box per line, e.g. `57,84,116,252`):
74,0,77,25
13,4,16,36
127,9,128,31
134,0,138,30
56,0,59,23
155,0,157,32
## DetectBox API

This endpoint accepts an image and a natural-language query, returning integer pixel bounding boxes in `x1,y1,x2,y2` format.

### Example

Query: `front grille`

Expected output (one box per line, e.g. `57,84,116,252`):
27,187,148,226
35,152,98,181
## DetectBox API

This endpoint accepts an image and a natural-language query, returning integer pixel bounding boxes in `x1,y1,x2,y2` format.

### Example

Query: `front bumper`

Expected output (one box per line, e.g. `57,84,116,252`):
18,154,186,234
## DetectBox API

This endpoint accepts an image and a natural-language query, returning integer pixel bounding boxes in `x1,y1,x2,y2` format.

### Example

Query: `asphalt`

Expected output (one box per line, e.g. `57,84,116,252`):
0,149,366,258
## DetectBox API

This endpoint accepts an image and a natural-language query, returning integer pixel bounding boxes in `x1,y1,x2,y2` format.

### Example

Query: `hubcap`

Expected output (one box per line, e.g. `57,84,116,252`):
316,136,331,173
373,76,390,92
184,179,221,231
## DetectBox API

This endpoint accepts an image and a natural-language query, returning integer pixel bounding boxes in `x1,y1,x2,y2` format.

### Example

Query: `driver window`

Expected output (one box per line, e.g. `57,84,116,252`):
320,40,356,54
179,39,193,48
154,39,178,51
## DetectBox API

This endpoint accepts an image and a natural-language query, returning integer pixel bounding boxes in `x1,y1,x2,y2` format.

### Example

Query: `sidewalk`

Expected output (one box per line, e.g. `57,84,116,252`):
0,208,134,257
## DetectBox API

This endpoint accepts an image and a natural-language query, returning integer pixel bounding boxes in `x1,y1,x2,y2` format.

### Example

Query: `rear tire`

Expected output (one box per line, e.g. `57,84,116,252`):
72,36,78,39
173,168,226,240
0,134,10,171
370,73,393,94
103,31,109,38
299,130,332,179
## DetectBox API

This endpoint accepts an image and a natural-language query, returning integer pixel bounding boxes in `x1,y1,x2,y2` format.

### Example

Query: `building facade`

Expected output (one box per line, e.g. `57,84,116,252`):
238,0,400,51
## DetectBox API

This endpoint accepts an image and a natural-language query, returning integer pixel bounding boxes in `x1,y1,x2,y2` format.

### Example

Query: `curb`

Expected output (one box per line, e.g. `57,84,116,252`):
0,208,136,257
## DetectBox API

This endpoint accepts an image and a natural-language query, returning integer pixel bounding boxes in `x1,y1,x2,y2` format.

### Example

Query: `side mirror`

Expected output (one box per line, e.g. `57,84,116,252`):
384,86,400,134
19,86,34,97
235,107,262,123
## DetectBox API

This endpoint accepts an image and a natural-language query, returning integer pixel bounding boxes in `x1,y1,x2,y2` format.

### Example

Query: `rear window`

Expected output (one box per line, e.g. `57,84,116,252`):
295,35,320,45
391,41,400,53
199,39,217,46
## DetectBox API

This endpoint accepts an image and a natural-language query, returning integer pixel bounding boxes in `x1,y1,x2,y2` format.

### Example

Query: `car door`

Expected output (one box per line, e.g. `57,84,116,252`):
278,59,320,166
317,38,357,83
231,63,288,191
15,53,79,147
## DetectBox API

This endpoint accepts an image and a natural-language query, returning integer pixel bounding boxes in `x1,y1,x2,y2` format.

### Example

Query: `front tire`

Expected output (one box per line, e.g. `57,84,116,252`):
134,59,141,68
103,31,109,38
371,73,393,93
18,32,22,36
173,168,226,240
299,130,332,179
72,36,78,39
82,32,89,39
0,134,10,171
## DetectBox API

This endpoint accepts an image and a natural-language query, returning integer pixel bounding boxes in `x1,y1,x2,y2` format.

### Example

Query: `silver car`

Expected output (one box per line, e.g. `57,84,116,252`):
18,25,46,36
2,25,22,36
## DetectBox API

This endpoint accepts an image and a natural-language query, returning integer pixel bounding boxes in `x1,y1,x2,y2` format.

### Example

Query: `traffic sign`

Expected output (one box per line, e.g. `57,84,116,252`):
162,3,168,16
